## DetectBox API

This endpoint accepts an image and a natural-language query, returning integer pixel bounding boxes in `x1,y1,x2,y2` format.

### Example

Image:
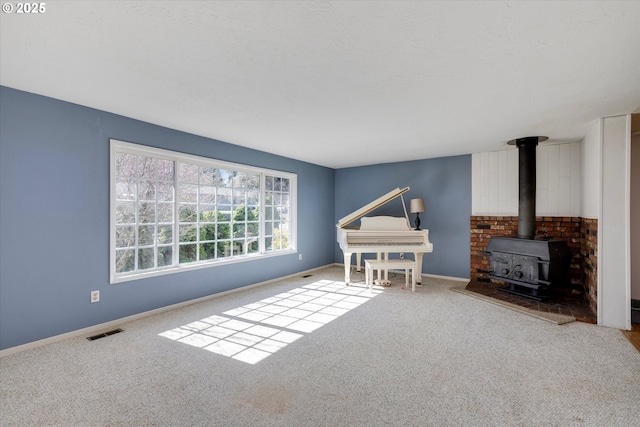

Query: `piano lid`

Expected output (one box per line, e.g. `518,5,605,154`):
337,187,410,229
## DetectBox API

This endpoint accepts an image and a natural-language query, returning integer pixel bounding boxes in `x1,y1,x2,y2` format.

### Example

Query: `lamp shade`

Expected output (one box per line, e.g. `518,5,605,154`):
410,198,425,213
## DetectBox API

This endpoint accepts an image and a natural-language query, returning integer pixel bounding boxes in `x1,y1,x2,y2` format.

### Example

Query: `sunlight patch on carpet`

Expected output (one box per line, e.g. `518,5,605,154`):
159,279,382,364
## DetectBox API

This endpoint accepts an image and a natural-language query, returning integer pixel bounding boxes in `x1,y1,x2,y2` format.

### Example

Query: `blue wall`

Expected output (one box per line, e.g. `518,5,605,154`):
1,86,472,351
0,86,335,350
335,156,472,278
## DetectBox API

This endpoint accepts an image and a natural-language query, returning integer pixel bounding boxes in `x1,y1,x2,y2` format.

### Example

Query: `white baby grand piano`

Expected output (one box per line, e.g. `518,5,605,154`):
336,187,433,285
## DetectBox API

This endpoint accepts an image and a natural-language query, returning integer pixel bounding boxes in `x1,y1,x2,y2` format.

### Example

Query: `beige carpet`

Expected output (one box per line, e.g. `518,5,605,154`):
2,266,638,426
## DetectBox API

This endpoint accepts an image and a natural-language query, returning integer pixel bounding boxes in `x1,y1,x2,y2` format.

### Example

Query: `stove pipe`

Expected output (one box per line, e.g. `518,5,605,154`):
508,136,548,240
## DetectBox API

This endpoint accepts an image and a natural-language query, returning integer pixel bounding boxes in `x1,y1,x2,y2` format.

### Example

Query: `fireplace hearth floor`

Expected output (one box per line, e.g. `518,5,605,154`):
463,281,597,324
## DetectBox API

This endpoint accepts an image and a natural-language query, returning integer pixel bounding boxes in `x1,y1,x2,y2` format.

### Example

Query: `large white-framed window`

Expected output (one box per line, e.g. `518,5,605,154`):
110,139,297,283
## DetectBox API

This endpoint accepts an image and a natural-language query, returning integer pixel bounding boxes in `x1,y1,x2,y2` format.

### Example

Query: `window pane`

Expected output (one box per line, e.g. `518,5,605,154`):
116,226,135,248
199,205,216,222
247,190,260,206
233,172,247,188
140,157,156,178
247,174,260,190
233,203,247,222
217,210,231,222
217,223,230,239
156,159,174,181
217,188,231,204
217,241,231,258
115,180,136,200
158,246,172,267
199,166,216,186
233,190,246,205
178,163,199,184
138,202,156,223
157,182,174,202
247,221,259,237
281,178,290,192
233,239,245,255
279,229,289,240
157,203,173,223
138,181,155,201
265,191,274,206
179,184,197,203
157,225,173,244
199,186,216,203
138,248,155,270
217,169,233,188
179,205,197,222
272,233,283,250
138,225,155,246
115,249,135,273
233,223,246,238
115,152,138,177
200,224,216,241
116,201,136,224
179,244,197,263
200,243,217,261
247,240,259,254
179,224,197,242
275,227,289,250
265,176,273,191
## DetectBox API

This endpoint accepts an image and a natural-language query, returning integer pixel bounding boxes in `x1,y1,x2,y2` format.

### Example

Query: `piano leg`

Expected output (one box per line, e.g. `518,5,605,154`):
413,253,424,286
343,252,353,285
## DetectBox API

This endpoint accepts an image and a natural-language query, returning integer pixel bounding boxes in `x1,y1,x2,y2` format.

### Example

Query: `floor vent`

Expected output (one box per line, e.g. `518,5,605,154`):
87,328,123,341
302,274,313,278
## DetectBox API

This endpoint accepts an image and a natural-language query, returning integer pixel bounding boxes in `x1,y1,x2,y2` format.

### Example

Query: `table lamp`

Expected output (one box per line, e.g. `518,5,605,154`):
410,198,425,230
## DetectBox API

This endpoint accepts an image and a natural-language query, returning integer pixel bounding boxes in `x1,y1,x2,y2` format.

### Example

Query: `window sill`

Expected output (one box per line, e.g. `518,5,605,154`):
110,249,297,284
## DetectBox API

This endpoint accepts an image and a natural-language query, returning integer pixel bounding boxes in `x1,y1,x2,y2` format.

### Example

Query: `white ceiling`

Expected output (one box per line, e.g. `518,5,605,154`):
1,1,639,168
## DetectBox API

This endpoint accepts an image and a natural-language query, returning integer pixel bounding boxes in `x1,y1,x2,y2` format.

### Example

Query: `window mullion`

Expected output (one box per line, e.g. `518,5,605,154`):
173,161,180,267
196,167,201,262
154,176,158,270
259,174,265,254
133,160,140,272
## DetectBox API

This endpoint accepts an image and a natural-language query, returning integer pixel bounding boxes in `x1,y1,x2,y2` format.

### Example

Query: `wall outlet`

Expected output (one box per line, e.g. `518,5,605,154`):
298,253,303,261
399,253,404,259
91,290,100,303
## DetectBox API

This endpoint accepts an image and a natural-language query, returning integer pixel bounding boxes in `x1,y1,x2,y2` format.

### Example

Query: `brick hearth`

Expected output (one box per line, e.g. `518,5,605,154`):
470,216,598,318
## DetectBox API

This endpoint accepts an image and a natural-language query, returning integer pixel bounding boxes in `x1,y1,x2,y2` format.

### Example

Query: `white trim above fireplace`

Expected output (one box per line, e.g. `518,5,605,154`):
471,142,581,217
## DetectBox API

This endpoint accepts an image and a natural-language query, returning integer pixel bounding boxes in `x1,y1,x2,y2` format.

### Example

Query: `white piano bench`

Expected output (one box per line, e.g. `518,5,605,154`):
364,259,416,292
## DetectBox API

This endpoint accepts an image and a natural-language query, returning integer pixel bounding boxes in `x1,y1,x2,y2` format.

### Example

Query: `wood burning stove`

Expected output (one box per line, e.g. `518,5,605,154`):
484,136,571,300
485,237,571,300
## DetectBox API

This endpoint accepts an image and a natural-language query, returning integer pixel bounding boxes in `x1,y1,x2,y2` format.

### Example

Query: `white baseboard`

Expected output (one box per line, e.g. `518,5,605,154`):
0,264,335,358
373,270,470,283
421,273,470,283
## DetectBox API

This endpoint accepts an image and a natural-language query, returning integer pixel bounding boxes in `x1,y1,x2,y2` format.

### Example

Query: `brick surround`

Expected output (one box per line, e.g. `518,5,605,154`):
470,216,598,314
580,218,598,315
